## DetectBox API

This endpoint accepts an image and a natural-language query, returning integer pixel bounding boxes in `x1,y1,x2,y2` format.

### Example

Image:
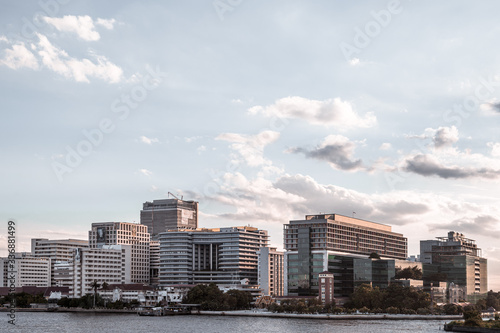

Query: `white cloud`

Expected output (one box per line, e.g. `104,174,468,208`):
197,145,207,154
139,169,152,176
248,96,376,129
349,57,360,66
432,126,459,149
0,42,39,70
43,15,101,41
380,143,392,151
185,136,202,143
216,130,280,167
96,18,116,30
139,136,159,145
36,33,123,83
488,142,500,157
0,35,8,43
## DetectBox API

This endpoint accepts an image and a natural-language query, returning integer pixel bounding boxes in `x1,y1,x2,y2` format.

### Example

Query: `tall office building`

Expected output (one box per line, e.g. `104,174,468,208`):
420,231,487,301
54,246,126,298
140,198,198,236
0,253,51,287
89,222,150,284
257,247,284,296
31,238,89,286
284,213,407,298
158,226,268,286
149,240,160,285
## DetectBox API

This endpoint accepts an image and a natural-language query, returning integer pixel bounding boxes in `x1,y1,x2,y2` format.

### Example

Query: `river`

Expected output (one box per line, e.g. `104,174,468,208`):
3,312,450,332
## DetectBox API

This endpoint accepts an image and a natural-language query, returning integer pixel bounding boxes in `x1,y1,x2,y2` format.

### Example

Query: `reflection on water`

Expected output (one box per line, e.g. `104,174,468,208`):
6,312,446,333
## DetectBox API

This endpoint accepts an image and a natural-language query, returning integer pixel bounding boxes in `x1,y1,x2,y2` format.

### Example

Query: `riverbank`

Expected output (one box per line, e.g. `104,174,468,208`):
196,310,462,321
0,307,136,314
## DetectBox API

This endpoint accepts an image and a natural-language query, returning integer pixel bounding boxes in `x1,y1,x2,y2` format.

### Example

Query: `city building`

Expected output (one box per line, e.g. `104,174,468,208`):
284,214,408,299
0,253,51,287
257,247,284,296
89,222,150,284
150,240,160,286
31,238,89,286
98,283,158,306
53,246,127,298
140,198,198,236
158,226,268,286
420,231,487,302
318,271,334,304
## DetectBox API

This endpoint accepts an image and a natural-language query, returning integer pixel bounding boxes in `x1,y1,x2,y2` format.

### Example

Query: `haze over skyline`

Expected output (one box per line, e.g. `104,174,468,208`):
1,1,500,290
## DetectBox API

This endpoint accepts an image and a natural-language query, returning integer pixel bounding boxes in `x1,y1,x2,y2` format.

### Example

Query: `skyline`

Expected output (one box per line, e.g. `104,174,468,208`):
1,1,500,290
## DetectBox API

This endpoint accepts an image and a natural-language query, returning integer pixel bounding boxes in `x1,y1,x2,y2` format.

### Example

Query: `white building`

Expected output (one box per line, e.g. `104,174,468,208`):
0,253,51,287
98,284,158,306
257,247,284,296
54,246,128,298
31,238,89,286
89,222,150,284
158,226,268,286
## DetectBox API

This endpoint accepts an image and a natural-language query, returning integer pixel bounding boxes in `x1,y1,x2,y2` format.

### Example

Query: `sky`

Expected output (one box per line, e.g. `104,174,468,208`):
1,1,500,290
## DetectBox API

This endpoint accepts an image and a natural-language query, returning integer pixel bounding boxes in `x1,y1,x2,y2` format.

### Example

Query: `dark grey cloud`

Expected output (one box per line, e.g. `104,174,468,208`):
289,137,363,171
404,154,500,179
429,215,500,237
489,102,500,113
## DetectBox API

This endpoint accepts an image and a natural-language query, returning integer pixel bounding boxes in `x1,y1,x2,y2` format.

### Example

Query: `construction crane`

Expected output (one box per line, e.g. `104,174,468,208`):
168,191,183,200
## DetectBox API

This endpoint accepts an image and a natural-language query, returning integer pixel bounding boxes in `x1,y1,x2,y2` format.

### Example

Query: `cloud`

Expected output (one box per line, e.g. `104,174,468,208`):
349,58,360,66
248,96,376,129
96,18,116,30
380,143,392,151
433,126,459,149
36,33,123,83
288,135,364,171
139,136,159,145
403,154,500,179
216,130,280,167
488,142,500,157
139,169,152,176
429,215,500,237
0,42,39,70
43,15,115,41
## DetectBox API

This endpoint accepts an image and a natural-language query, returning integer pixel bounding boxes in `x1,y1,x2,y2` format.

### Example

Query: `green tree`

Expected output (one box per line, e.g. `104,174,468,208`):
90,280,100,308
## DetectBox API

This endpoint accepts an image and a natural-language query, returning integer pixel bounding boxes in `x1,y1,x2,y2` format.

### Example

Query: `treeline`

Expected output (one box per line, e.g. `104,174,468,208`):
183,283,252,311
267,298,337,314
57,294,140,309
476,291,500,310
0,292,47,308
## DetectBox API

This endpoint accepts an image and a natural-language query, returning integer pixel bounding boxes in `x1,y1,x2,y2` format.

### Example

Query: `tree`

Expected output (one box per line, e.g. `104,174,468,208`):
90,280,101,308
395,266,423,280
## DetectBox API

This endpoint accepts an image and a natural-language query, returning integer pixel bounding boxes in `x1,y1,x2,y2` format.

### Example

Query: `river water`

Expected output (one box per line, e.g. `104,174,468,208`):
4,312,449,332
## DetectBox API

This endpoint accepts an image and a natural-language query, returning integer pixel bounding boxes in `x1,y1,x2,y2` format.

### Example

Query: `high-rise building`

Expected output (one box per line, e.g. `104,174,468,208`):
31,238,89,286
420,231,487,301
149,240,160,285
284,213,407,298
158,226,268,286
140,199,198,236
257,247,284,296
89,222,150,284
0,253,51,287
54,246,126,298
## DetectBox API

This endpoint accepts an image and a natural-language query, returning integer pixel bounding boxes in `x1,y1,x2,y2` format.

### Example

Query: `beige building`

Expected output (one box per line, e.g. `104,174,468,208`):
0,253,51,287
31,238,89,286
89,222,150,284
257,247,284,296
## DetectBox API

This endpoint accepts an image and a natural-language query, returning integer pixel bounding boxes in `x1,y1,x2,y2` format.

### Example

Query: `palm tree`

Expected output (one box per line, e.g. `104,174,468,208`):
90,280,101,308
101,282,109,307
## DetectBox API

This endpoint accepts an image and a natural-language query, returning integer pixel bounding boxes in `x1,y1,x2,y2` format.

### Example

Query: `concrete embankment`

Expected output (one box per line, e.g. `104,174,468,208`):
196,310,462,321
0,307,136,314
